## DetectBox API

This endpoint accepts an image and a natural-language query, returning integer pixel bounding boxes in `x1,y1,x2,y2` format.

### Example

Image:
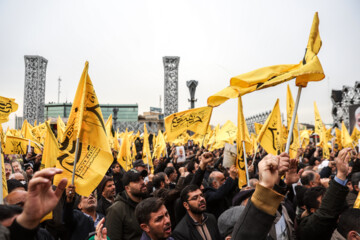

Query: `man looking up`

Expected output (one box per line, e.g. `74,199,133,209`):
172,184,221,240
106,169,148,240
135,197,173,240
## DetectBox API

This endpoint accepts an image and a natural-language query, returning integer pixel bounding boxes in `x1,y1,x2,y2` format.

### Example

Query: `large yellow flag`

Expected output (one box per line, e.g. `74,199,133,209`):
0,96,18,124
257,99,283,155
117,130,132,171
57,116,66,143
41,122,59,170
231,13,324,91
142,124,153,169
153,130,166,159
164,106,213,142
4,136,42,155
236,96,248,188
341,122,353,148
354,192,360,209
286,85,300,159
207,13,324,108
54,62,113,197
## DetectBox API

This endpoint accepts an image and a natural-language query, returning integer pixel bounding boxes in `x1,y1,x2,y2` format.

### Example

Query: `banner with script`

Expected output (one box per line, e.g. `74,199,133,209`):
0,96,18,124
165,106,213,142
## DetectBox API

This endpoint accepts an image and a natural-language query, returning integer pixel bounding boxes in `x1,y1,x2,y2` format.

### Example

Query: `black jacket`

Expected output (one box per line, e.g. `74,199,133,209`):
172,212,221,240
96,195,112,216
204,176,237,219
298,179,349,240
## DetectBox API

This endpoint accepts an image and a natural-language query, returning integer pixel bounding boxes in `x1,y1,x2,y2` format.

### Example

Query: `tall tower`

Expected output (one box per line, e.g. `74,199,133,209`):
163,56,180,117
23,55,48,125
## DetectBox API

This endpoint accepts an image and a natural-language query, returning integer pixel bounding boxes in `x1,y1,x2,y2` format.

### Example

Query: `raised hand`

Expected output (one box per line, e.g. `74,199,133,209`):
335,147,351,180
258,154,279,189
17,168,67,229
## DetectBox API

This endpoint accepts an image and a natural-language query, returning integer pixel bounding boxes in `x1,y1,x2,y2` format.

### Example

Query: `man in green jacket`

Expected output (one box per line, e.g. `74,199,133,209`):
105,169,148,240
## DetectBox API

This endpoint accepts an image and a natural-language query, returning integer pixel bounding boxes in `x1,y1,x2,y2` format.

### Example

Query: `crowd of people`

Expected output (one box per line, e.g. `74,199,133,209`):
1,137,360,240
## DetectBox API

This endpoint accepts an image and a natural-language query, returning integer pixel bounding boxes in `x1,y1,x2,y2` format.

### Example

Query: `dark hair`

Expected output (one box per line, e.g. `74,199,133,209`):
351,172,360,187
301,171,316,186
135,197,164,225
153,173,166,189
164,167,175,177
112,162,120,168
0,205,23,221
180,184,200,203
337,208,360,237
187,160,196,173
303,186,326,212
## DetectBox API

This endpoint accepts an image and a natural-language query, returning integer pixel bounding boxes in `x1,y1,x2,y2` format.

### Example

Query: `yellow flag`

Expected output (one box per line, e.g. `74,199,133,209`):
2,152,8,199
334,128,342,150
231,13,324,92
117,130,132,171
164,106,213,142
4,136,42,155
341,122,353,148
354,192,360,209
153,130,166,159
257,99,283,155
236,96,248,188
57,116,66,143
41,122,59,170
217,120,238,144
314,102,329,158
0,125,4,149
254,123,263,136
300,130,310,148
0,96,18,123
351,127,360,144
142,124,153,169
54,62,113,197
286,85,300,159
105,114,115,149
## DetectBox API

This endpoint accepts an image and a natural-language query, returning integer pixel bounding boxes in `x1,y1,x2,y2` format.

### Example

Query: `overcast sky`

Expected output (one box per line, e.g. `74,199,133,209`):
1,0,359,129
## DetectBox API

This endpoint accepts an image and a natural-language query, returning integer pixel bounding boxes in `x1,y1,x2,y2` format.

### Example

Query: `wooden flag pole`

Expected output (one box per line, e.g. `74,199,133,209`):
285,87,303,154
242,141,250,187
71,138,80,185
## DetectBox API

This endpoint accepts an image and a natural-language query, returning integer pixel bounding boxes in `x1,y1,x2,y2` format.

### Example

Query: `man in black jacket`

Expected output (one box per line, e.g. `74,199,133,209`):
172,184,221,240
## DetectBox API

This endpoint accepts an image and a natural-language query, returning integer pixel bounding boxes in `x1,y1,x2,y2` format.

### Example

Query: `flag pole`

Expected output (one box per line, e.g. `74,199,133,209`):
71,138,80,185
242,141,250,187
0,140,3,204
285,87,302,154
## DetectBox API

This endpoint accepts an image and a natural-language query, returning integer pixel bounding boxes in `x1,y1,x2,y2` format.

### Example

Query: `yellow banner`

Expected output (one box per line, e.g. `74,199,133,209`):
41,122,59,170
117,130,132,171
1,153,8,198
341,122,353,148
153,130,166,159
164,106,213,142
54,62,113,197
217,120,237,144
236,96,248,188
0,96,18,124
57,116,66,143
257,99,283,155
4,136,42,155
314,102,329,158
231,13,324,91
142,124,153,169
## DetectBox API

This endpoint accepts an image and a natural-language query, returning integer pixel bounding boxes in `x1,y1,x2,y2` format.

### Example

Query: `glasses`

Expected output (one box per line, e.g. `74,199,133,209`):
187,193,205,202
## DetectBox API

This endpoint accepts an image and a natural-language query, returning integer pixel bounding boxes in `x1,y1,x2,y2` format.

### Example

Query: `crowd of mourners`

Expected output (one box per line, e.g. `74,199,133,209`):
1,136,360,240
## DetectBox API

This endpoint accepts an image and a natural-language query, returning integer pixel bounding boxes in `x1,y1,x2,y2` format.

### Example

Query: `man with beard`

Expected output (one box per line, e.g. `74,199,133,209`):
23,163,34,181
64,185,104,240
135,197,173,240
172,184,221,240
97,176,116,215
106,169,148,240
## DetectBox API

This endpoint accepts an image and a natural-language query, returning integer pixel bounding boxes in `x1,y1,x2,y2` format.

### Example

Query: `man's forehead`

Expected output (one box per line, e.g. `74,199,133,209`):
188,189,201,196
150,205,167,219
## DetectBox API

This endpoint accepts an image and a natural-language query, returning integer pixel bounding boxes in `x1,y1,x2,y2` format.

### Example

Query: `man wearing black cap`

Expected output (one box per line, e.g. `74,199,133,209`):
133,159,148,173
106,169,148,240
